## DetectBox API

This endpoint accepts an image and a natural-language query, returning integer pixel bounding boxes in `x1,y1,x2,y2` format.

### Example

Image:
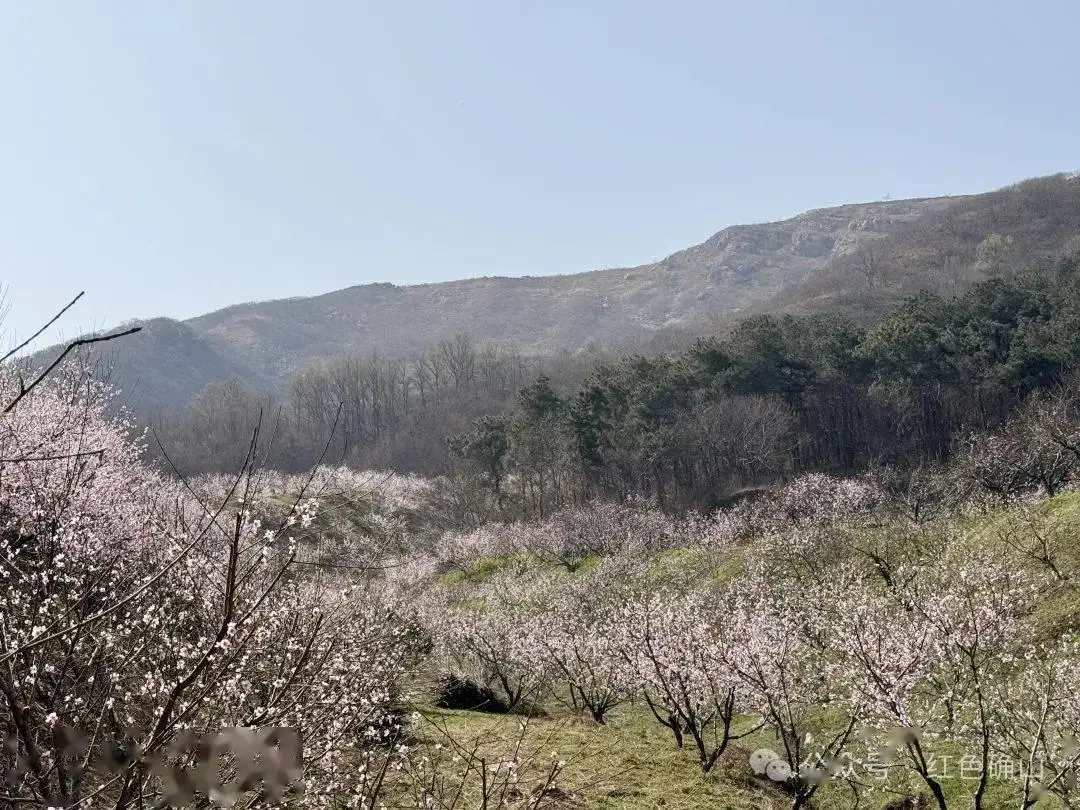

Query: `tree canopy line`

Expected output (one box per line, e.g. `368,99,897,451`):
154,253,1080,515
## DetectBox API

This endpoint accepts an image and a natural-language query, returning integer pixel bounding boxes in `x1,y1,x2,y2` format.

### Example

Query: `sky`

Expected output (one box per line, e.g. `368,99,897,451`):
2,0,1078,350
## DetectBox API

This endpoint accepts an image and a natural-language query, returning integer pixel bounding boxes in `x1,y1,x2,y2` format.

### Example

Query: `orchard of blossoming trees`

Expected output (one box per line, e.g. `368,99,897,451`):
7,309,1080,808
0,364,427,808
418,463,1080,808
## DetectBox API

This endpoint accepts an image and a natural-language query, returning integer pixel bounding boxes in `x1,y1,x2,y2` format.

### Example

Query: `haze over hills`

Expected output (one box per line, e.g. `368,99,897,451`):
26,172,1080,417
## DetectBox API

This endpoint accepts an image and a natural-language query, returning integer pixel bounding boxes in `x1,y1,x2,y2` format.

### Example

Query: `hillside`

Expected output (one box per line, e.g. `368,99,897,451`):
25,173,1080,418
186,457,1080,809
764,172,1080,320
181,197,950,391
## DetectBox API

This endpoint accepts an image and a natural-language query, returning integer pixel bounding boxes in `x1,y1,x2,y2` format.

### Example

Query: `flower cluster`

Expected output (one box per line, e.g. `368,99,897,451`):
0,370,424,808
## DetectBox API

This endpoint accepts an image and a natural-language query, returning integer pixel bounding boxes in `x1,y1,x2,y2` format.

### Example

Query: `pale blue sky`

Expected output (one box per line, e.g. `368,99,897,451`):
2,1,1078,348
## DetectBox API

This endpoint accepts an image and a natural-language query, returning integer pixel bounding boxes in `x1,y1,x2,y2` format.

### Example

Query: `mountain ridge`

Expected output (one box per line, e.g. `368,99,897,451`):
176,195,957,392
24,173,1080,417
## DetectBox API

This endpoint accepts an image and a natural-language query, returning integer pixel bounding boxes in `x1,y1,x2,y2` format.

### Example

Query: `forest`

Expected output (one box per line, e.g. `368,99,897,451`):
160,253,1080,515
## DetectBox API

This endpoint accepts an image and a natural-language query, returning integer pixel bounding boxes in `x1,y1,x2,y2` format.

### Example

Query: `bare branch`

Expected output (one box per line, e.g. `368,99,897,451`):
0,291,85,366
3,326,142,415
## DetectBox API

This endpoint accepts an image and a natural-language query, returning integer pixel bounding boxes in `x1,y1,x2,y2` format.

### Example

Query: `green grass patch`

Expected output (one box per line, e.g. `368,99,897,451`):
413,703,776,809
402,701,1066,809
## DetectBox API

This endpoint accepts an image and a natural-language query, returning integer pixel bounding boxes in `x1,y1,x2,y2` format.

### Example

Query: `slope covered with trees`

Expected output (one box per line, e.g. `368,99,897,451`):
12,363,1080,808
153,252,1080,519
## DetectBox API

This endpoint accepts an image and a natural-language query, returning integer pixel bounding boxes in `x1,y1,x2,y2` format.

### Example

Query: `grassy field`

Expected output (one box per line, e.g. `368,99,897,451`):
411,703,782,809
403,700,1064,809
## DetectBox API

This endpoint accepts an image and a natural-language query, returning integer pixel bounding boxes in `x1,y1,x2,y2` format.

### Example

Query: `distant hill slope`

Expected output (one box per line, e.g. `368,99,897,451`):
24,173,1080,416
762,172,1080,320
